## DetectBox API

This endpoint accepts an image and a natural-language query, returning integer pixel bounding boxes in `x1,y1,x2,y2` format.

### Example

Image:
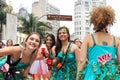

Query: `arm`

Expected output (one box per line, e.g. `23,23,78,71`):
77,35,90,72
23,49,38,80
116,37,120,66
51,46,57,65
0,46,21,57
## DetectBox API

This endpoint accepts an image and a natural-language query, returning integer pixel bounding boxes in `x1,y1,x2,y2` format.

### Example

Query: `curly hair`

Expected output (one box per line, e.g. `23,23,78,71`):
90,6,115,31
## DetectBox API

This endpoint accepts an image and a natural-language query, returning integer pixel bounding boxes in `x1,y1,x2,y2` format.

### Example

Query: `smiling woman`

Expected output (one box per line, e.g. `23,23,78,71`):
50,26,80,80
0,32,41,80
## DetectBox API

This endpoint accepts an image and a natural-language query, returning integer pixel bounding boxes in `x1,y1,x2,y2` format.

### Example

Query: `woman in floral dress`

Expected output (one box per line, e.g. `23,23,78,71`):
78,6,120,80
50,26,80,80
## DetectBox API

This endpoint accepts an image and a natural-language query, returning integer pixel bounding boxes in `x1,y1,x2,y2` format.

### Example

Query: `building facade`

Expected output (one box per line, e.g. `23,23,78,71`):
74,0,106,41
32,0,60,38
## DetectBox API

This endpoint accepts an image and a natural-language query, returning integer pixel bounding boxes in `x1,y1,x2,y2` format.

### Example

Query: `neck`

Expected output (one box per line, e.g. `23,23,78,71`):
61,40,69,46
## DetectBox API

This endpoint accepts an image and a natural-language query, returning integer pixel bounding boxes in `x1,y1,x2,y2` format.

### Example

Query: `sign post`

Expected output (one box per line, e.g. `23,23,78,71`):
47,14,72,21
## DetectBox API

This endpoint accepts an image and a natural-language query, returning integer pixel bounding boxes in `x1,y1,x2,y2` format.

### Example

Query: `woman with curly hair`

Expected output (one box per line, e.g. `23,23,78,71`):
78,6,120,80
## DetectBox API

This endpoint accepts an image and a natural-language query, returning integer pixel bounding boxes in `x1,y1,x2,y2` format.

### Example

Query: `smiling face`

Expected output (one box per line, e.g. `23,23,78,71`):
46,36,53,48
58,28,69,42
25,33,41,51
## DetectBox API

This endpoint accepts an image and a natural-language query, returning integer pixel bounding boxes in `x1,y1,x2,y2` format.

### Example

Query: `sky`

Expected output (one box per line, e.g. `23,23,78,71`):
6,0,120,36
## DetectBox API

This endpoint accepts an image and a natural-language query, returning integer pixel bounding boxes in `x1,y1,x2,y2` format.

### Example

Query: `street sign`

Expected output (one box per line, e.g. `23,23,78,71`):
47,14,72,21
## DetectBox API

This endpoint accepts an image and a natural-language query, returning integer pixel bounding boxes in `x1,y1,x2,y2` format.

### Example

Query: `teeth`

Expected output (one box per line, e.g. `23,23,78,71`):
30,43,35,47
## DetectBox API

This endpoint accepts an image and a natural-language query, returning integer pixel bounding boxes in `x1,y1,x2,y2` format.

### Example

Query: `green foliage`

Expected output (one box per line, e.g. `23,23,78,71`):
18,13,46,39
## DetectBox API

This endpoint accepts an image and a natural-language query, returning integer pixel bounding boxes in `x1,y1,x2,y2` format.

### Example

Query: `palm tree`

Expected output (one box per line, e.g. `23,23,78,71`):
18,13,46,38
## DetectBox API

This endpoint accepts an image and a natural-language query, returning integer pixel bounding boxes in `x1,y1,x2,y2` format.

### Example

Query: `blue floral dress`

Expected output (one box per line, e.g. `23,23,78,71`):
50,47,77,80
79,34,120,80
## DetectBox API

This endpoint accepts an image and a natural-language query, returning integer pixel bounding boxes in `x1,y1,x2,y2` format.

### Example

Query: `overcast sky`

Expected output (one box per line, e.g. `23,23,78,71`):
6,0,120,36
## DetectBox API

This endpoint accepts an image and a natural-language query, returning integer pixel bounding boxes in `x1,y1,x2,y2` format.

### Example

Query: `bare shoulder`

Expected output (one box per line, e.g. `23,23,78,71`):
114,36,120,48
82,34,92,44
51,46,56,56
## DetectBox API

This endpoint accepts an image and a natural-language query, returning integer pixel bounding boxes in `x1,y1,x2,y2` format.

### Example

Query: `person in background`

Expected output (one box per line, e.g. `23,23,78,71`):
0,32,41,80
0,41,4,48
78,6,120,80
74,38,82,49
6,39,13,46
50,26,80,80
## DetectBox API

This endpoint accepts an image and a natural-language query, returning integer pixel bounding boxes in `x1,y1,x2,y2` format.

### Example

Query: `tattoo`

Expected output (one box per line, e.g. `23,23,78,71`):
102,41,107,45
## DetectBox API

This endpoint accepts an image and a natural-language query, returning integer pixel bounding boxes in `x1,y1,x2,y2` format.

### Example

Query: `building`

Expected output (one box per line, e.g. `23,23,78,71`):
32,0,60,38
16,7,28,19
74,0,106,41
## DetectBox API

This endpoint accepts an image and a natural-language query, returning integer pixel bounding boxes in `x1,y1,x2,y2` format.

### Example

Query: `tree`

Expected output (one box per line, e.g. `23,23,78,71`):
18,13,46,38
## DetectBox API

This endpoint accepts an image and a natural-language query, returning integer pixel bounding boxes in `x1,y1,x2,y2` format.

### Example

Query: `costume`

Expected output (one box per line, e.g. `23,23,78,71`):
50,44,77,80
79,34,120,80
0,56,29,80
29,59,49,76
29,44,49,80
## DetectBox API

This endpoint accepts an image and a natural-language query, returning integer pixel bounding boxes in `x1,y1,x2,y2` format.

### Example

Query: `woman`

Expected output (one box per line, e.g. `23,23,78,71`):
78,6,120,80
0,32,41,80
0,41,5,48
6,39,13,46
50,26,80,80
44,33,56,79
30,33,55,80
74,38,82,49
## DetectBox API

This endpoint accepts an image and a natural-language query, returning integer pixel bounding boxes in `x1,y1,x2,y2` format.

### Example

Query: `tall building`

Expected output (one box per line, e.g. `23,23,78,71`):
32,0,60,37
46,3,60,37
74,0,106,41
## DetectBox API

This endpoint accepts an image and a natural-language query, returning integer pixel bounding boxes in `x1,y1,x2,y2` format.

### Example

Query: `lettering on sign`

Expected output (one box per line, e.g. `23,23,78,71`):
47,14,72,21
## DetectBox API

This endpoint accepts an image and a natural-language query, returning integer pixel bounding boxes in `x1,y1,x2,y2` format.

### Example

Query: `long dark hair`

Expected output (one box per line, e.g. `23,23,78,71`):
44,33,55,48
55,26,70,56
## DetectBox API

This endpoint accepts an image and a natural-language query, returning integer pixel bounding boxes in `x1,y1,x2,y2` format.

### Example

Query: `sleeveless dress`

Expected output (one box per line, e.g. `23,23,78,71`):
50,44,77,80
0,58,29,80
78,34,120,80
0,45,30,80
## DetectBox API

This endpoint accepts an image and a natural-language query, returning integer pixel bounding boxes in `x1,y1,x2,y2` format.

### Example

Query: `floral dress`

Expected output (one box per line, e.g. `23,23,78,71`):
0,56,29,80
78,34,120,80
50,47,77,80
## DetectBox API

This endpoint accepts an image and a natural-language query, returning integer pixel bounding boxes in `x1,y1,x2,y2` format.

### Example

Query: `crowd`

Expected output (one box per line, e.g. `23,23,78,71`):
0,6,120,80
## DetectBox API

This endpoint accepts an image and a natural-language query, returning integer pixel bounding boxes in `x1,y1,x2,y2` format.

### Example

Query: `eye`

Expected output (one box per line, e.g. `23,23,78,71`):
35,39,40,43
30,37,34,41
58,32,61,35
29,37,40,43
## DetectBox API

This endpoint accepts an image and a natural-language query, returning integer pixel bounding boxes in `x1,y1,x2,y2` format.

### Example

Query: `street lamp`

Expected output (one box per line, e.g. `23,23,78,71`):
35,14,47,32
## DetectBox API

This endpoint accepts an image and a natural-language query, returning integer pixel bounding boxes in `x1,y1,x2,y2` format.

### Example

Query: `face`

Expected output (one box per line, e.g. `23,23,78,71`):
74,39,81,48
25,34,40,51
58,29,69,41
7,40,13,46
46,36,53,48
